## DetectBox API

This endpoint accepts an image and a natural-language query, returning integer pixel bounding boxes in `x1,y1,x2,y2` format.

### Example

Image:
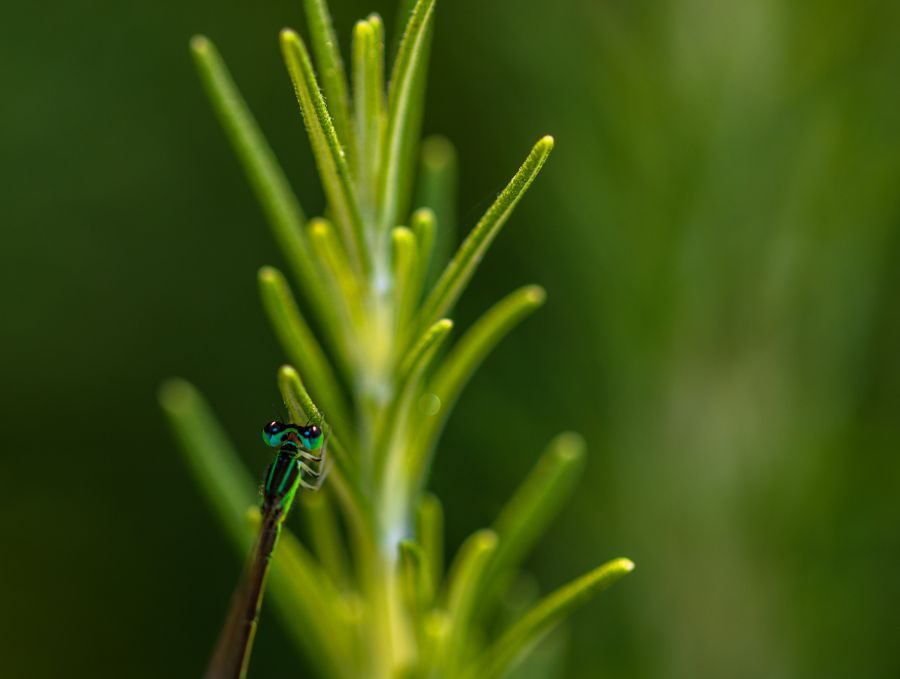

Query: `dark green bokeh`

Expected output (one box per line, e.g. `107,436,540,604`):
3,0,899,677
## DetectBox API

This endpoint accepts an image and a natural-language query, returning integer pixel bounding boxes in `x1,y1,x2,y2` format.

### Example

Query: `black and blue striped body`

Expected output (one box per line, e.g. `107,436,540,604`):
262,444,301,515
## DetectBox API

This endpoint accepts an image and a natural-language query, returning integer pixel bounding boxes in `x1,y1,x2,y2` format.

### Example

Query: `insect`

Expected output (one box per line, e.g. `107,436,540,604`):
205,421,329,679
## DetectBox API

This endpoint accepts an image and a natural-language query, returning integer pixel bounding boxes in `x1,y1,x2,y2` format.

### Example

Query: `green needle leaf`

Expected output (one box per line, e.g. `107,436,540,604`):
391,226,419,337
277,363,323,425
399,317,453,383
442,529,499,671
377,319,453,487
189,36,333,327
491,433,586,580
281,29,369,274
469,433,586,625
367,14,385,59
258,266,351,431
416,492,444,597
410,207,436,306
275,520,347,627
390,0,419,65
411,285,546,487
415,137,457,284
352,16,386,219
308,217,366,344
377,0,437,233
418,136,554,329
159,379,256,549
464,559,636,679
308,217,364,310
300,489,351,592
398,538,438,665
303,0,355,167
391,320,454,450
398,539,432,622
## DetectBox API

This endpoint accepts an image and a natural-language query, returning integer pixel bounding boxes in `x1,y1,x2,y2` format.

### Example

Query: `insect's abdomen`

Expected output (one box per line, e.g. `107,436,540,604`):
262,450,299,513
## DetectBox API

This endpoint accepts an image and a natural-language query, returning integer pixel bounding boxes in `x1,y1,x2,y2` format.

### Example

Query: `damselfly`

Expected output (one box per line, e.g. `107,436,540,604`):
205,421,329,678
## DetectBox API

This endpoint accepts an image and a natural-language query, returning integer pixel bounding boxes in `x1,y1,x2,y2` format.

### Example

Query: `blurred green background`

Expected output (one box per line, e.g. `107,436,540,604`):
3,0,900,676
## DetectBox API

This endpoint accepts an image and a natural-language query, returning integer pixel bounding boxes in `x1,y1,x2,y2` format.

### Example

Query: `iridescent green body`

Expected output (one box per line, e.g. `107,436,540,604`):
260,422,324,514
206,421,327,679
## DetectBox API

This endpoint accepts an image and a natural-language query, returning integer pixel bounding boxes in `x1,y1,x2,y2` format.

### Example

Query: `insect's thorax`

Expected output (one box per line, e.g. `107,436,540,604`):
263,447,301,510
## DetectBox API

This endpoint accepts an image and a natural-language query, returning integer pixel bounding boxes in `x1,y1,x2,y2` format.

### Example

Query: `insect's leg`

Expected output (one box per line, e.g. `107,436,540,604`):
299,469,330,491
298,463,324,490
297,449,323,463
295,440,330,490
319,442,332,478
299,459,331,490
297,438,329,468
299,461,323,477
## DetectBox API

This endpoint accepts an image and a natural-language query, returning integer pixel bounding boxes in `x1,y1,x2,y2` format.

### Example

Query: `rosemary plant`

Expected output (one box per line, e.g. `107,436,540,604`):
160,1,632,676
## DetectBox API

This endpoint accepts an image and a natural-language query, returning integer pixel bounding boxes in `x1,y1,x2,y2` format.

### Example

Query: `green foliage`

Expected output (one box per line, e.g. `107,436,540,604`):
162,2,632,677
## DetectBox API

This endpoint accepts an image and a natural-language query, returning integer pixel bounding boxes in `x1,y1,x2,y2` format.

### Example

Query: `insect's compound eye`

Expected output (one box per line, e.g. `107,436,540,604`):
262,421,286,446
300,424,323,450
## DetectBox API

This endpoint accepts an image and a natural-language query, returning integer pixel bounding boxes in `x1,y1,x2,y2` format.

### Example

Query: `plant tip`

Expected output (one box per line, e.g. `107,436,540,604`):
279,27,299,43
258,265,278,281
422,135,455,167
393,226,415,242
190,35,210,53
158,378,194,409
523,285,547,305
309,218,330,236
412,206,436,221
476,529,499,550
245,506,262,528
551,431,586,461
278,364,297,379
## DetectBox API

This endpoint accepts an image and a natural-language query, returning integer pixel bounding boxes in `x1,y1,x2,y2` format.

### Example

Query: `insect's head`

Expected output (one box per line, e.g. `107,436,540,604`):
262,421,324,450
